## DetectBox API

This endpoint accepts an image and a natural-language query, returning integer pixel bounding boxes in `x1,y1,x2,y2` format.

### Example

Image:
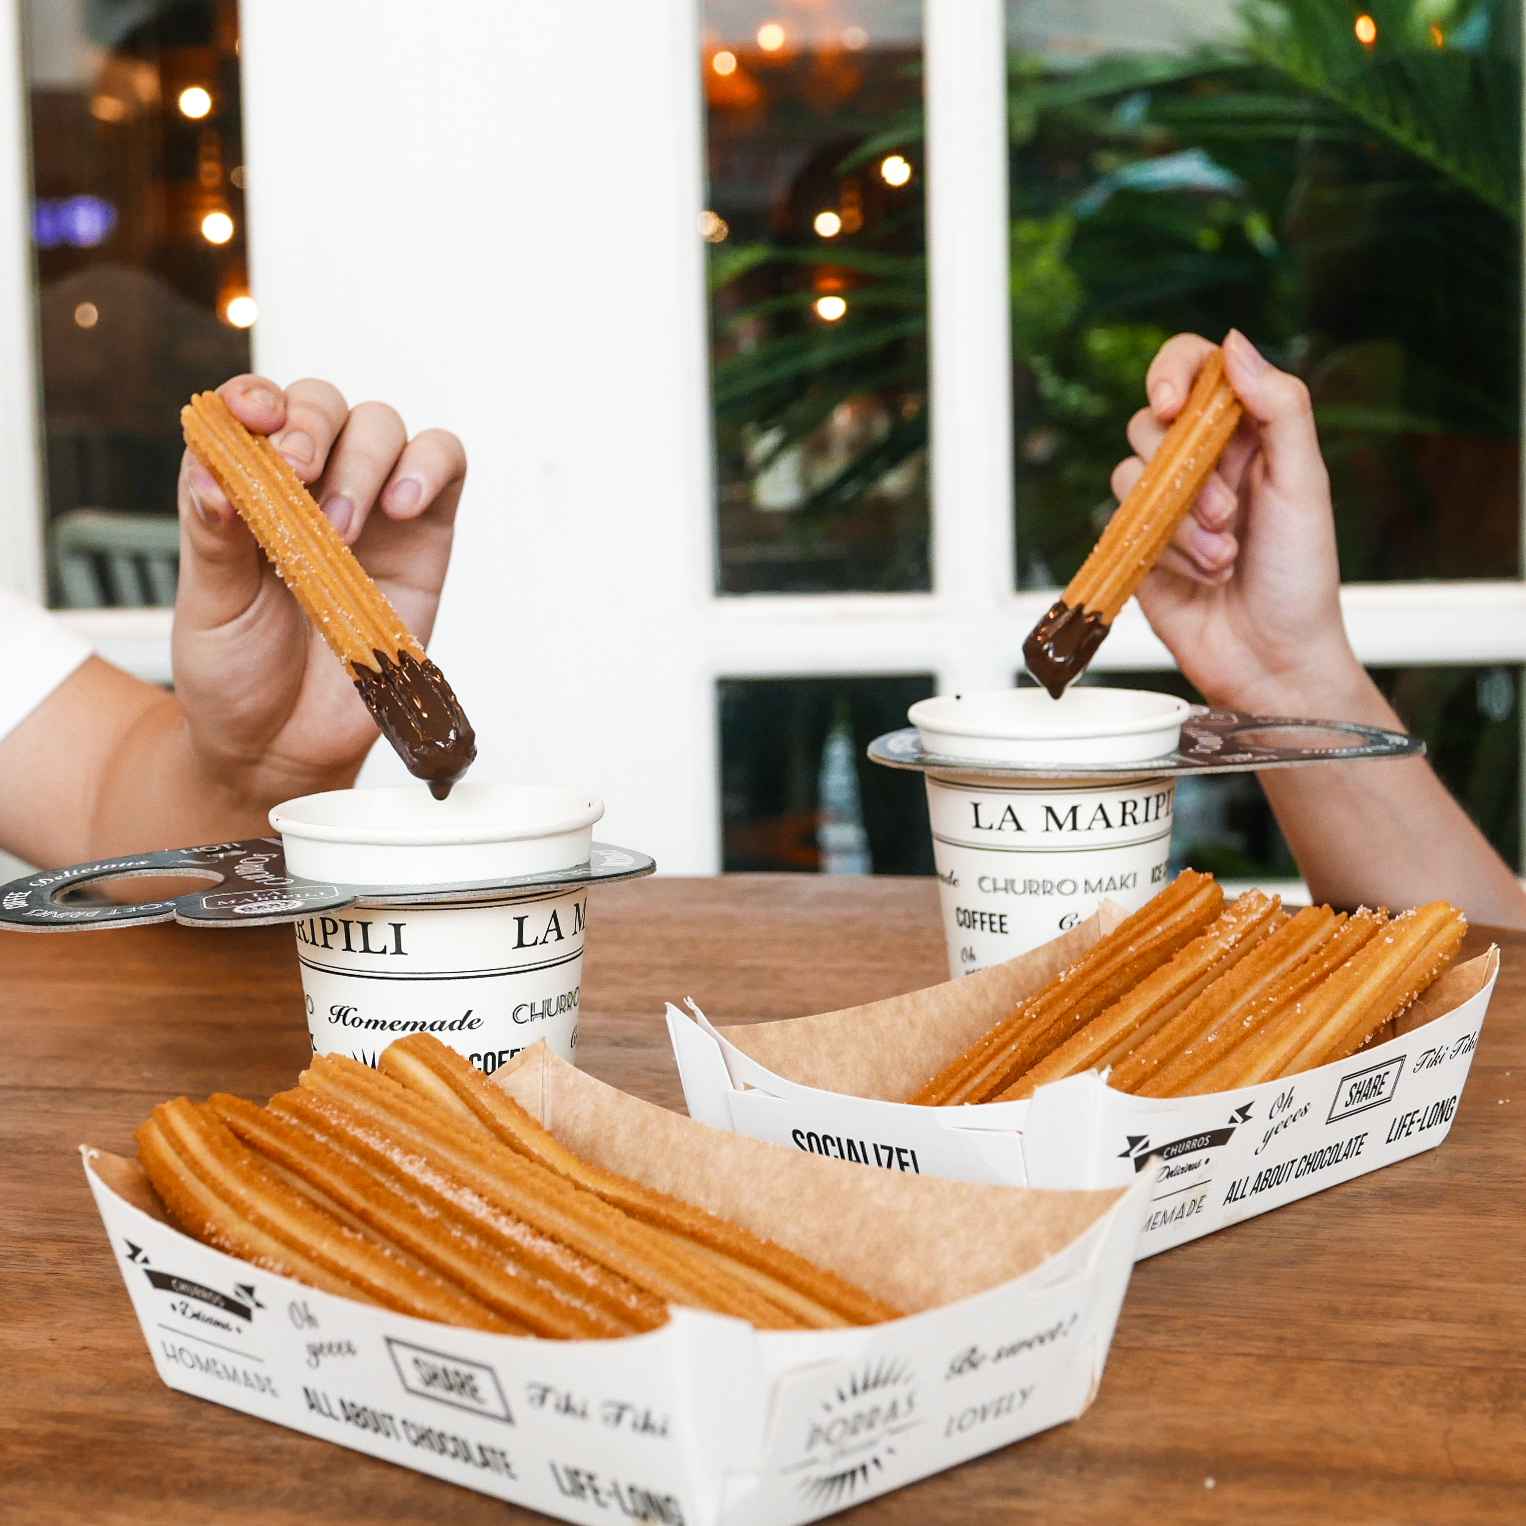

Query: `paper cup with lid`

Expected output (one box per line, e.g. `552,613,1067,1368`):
907,688,1191,976
270,783,605,1071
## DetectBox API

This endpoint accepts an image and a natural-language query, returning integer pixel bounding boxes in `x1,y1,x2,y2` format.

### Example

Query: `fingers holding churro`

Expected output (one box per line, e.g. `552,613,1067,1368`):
182,390,476,798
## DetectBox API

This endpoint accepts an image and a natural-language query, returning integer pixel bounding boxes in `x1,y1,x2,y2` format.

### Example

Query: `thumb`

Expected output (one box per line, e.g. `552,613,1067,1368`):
176,454,265,630
1221,329,1329,505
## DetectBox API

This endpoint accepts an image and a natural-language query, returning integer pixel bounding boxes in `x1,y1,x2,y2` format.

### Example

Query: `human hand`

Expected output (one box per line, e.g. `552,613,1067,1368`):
172,374,467,806
1112,329,1363,715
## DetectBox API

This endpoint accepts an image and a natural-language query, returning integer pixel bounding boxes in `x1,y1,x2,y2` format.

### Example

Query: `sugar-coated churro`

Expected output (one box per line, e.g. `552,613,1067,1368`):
137,1099,516,1331
139,1043,898,1340
181,390,476,797
1172,908,1391,1097
910,870,1223,1107
1023,347,1242,696
993,892,1281,1103
378,1035,898,1327
1112,904,1341,1095
902,874,1463,1108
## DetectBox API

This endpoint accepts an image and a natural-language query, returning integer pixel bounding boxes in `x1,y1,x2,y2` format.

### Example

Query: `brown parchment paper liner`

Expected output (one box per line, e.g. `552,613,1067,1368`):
704,905,1494,1106
85,1045,1128,1322
490,1046,1125,1314
715,905,1128,1102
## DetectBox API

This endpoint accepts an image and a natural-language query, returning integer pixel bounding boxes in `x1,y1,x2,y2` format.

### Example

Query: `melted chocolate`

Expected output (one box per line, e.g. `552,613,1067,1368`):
1022,599,1110,700
351,650,477,800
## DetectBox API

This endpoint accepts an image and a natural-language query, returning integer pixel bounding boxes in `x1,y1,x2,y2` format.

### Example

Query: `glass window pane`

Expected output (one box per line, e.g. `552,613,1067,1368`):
719,675,934,873
702,3,930,594
28,0,250,610
1005,1,1522,590
1072,665,1521,878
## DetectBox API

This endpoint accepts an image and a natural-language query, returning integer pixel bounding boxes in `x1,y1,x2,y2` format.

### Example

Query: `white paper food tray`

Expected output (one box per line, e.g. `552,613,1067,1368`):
667,907,1497,1259
84,1045,1154,1524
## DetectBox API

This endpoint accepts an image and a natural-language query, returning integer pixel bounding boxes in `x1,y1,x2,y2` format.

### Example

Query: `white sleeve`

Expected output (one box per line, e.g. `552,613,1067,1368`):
0,589,93,742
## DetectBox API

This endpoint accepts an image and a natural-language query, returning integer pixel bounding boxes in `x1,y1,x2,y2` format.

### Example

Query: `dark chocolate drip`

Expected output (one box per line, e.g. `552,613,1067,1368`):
1022,599,1110,700
351,650,477,800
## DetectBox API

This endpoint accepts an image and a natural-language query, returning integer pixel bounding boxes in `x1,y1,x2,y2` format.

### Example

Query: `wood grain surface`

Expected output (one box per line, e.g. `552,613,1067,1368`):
3,874,1522,1524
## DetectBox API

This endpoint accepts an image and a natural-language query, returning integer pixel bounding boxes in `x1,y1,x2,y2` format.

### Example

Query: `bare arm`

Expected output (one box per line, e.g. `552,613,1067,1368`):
1113,329,1526,927
0,372,467,868
0,657,282,864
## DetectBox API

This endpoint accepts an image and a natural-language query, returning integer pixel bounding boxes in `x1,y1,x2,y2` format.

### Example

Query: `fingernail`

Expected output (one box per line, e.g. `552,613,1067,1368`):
1201,478,1236,526
1191,522,1231,567
188,466,227,523
1149,380,1177,412
1226,329,1265,374
385,477,422,515
276,430,315,467
322,493,354,538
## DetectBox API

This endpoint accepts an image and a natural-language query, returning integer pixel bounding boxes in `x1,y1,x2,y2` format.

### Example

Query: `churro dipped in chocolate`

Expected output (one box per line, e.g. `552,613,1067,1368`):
181,391,476,798
1024,347,1242,698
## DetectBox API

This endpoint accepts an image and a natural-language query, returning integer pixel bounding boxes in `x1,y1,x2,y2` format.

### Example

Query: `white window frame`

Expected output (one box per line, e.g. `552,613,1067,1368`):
0,0,1521,873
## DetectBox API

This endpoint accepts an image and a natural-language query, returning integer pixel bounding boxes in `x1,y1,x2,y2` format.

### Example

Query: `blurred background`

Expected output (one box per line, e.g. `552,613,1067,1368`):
4,0,1521,884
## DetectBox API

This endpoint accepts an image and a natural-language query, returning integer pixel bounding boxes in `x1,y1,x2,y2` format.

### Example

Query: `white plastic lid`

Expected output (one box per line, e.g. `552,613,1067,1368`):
909,687,1191,766
270,783,605,887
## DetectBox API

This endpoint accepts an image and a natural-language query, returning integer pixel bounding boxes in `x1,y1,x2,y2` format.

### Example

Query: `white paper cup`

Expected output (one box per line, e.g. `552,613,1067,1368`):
910,688,1189,975
270,784,604,1070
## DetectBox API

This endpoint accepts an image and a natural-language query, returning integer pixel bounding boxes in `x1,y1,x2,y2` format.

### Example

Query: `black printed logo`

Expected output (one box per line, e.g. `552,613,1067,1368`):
1327,1055,1405,1124
1119,1103,1254,1173
126,1240,265,1322
786,1358,924,1510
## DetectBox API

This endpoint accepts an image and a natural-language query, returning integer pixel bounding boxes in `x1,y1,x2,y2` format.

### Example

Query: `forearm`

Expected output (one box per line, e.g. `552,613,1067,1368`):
0,657,332,866
1211,664,1526,928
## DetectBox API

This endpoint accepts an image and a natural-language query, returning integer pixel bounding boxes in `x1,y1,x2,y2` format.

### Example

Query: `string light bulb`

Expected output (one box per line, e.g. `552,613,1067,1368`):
711,49,737,76
177,85,212,119
1354,14,1377,46
814,294,847,322
697,209,729,243
200,210,234,245
813,210,842,238
842,26,868,51
73,301,99,329
223,294,257,328
880,154,912,188
756,21,785,52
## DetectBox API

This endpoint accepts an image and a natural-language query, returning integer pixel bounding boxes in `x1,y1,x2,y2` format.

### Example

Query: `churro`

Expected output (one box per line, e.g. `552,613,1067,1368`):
911,870,1223,1106
139,1044,897,1339
1023,347,1242,697
1110,904,1342,1095
1261,902,1466,1083
182,390,475,797
1172,909,1391,1097
993,892,1281,1103
137,1099,516,1331
378,1035,898,1327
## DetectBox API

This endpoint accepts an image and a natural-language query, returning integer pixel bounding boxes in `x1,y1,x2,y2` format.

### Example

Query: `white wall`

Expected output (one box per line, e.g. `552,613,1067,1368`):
240,0,719,871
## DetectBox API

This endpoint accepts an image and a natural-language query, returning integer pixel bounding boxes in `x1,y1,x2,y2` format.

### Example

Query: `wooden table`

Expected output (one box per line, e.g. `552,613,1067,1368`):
4,876,1523,1523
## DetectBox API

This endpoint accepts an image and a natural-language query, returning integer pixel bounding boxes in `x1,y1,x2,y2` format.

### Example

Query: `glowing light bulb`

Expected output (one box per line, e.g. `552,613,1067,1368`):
814,294,847,322
698,209,730,243
1354,14,1377,45
177,85,212,119
711,49,737,76
224,294,257,328
73,301,99,329
880,154,912,188
757,22,785,52
200,209,234,245
842,26,868,51
813,210,842,238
